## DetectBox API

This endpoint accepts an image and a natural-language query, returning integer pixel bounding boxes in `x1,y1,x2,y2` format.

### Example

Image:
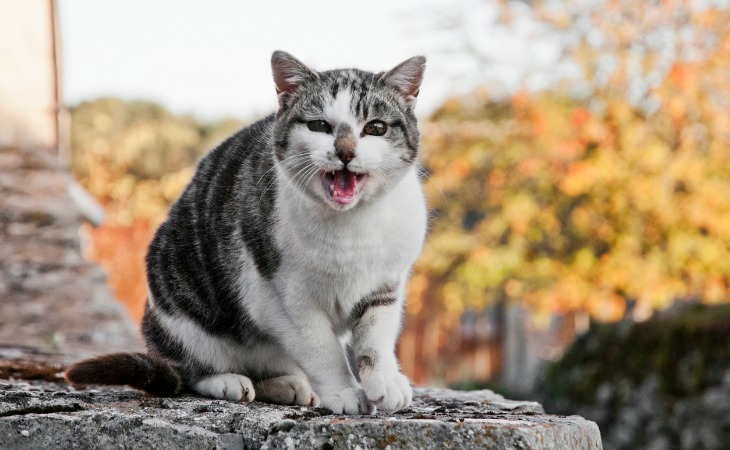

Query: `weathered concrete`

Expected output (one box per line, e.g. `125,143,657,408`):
0,380,601,450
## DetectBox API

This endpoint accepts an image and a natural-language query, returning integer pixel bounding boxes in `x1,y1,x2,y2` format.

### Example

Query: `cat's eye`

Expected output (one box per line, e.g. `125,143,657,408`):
363,120,387,136
307,120,333,134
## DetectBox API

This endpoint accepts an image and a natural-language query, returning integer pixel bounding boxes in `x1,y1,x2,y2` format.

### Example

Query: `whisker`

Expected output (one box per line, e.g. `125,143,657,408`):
289,161,321,200
418,166,447,202
257,153,310,186
257,155,312,208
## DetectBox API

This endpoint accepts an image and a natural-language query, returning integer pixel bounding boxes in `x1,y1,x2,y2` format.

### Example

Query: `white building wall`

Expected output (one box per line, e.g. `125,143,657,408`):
0,0,56,148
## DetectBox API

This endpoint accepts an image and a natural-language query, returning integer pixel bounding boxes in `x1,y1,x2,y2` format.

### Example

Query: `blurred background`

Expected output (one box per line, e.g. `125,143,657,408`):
3,0,730,448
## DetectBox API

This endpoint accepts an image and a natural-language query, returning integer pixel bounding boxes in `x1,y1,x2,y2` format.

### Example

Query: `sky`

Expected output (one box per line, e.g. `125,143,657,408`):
58,0,461,120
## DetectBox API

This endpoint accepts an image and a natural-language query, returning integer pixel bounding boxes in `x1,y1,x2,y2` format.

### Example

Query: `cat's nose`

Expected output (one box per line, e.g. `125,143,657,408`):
336,148,356,165
334,124,357,166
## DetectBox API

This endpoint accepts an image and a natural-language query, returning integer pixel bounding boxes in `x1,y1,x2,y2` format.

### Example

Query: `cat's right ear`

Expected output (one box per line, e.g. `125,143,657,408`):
380,55,426,109
271,51,318,108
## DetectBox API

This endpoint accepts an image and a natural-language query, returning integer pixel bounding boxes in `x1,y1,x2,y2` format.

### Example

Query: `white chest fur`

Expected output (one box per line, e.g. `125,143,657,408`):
274,168,426,327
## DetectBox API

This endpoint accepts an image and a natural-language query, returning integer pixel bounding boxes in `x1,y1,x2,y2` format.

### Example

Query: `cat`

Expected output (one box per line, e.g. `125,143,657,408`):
66,50,427,414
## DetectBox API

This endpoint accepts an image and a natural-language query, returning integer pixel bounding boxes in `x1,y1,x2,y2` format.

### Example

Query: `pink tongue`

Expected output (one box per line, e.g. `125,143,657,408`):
333,170,358,198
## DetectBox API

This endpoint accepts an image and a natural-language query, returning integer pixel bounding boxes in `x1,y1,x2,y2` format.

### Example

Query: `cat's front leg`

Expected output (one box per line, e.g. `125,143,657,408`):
351,284,413,413
278,308,375,414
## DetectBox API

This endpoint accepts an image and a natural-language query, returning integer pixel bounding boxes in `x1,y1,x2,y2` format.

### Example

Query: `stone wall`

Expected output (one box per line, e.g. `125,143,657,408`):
0,381,601,450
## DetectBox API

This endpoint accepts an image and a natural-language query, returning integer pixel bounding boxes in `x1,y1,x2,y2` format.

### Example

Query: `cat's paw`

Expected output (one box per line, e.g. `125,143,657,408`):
319,387,375,415
255,375,320,406
360,367,412,412
193,373,255,402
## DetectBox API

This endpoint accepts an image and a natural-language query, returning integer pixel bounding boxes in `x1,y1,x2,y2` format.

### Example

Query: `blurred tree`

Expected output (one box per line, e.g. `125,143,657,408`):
71,98,243,226
411,0,730,329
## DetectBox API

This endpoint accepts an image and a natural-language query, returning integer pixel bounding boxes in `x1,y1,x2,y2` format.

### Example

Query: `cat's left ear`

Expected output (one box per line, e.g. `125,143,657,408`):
380,56,426,109
271,51,318,107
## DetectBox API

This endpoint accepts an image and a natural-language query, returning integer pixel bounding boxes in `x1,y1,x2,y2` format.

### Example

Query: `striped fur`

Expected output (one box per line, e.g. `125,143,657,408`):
349,283,398,324
65,51,427,414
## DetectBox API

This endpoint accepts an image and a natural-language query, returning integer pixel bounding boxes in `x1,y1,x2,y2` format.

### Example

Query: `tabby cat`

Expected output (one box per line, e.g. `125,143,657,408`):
66,51,427,414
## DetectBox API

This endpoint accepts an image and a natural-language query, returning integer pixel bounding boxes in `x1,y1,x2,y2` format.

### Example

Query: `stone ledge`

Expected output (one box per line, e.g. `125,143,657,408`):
0,380,601,449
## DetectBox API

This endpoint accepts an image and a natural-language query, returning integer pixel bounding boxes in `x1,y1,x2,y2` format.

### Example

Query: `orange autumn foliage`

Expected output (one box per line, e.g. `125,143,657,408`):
411,1,730,329
81,222,154,322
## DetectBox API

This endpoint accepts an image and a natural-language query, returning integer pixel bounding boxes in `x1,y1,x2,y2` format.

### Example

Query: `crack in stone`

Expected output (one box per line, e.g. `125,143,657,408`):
0,402,84,417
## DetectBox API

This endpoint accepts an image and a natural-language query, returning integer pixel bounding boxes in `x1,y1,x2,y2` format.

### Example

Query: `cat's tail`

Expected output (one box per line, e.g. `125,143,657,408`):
64,352,183,397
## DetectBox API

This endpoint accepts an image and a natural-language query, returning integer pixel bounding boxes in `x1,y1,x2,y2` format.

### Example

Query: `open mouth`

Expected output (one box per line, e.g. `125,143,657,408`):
321,168,368,206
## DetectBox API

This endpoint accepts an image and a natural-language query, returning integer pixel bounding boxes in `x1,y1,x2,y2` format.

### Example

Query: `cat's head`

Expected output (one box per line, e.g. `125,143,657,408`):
270,51,425,211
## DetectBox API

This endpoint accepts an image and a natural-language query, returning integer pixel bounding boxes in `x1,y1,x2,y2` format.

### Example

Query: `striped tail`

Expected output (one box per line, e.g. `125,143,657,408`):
65,352,183,397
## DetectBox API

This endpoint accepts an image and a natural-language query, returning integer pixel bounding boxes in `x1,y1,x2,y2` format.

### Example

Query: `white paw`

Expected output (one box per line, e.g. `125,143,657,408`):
360,368,412,413
319,387,375,415
193,373,255,402
255,375,320,406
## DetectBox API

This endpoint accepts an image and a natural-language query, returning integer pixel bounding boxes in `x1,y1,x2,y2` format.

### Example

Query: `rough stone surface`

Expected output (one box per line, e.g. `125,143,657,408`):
0,380,601,449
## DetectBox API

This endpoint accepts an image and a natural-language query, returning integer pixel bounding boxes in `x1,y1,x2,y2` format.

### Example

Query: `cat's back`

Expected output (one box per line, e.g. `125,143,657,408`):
186,114,275,199
145,114,279,327
161,114,276,228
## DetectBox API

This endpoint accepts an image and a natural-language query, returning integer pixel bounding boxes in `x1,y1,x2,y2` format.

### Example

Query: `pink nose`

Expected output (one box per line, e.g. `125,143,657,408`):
337,149,356,165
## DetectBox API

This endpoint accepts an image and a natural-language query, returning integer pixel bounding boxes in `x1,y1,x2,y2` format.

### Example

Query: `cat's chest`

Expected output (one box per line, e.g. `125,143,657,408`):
280,201,420,276
273,175,426,311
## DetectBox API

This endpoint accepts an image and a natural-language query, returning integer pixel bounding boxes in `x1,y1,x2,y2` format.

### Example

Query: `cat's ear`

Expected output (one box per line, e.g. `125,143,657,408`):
271,51,318,106
380,56,426,109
